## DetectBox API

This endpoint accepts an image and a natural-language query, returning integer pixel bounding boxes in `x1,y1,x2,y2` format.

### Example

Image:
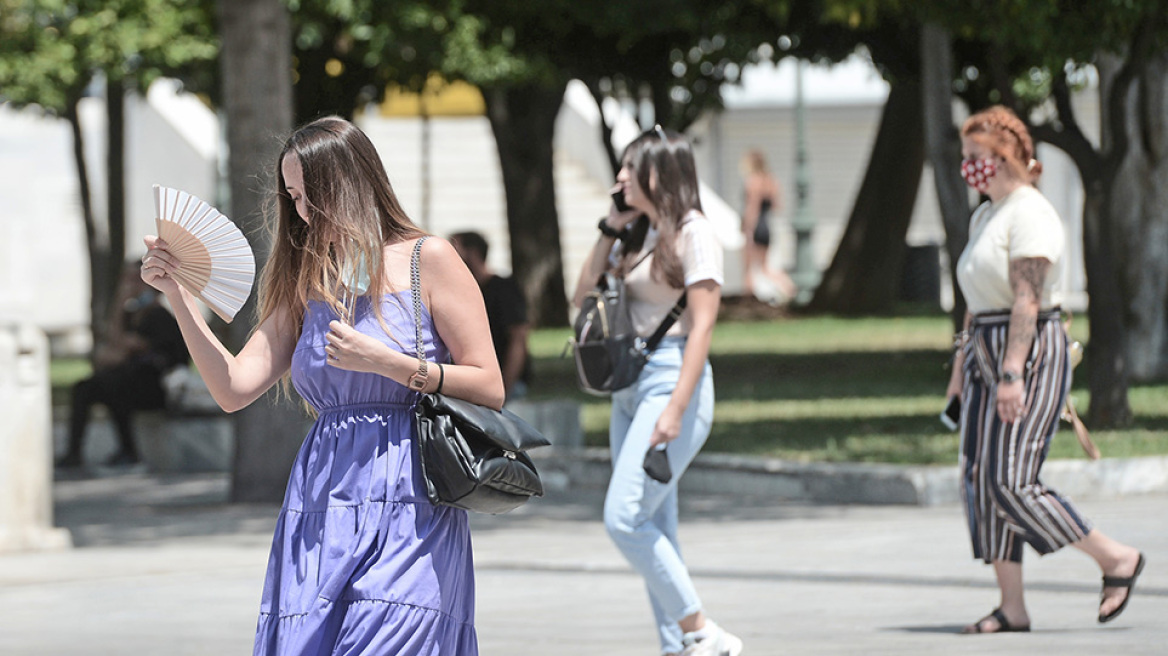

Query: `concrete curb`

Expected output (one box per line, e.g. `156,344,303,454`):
533,448,1168,506
59,410,1168,507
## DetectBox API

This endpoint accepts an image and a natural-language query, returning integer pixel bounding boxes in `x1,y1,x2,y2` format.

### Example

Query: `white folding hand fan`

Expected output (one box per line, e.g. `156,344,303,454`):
153,184,256,323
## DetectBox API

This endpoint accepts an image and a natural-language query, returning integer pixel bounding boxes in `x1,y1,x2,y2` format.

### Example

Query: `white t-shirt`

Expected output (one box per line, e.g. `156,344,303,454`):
956,185,1064,314
621,211,724,337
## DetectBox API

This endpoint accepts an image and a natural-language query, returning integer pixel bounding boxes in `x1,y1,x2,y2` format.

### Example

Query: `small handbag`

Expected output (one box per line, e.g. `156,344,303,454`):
408,237,550,514
1061,313,1100,460
572,252,686,395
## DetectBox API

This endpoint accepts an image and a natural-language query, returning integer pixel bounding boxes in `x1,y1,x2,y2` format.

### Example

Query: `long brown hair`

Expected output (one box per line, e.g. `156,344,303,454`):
961,105,1043,184
617,127,703,289
258,116,425,336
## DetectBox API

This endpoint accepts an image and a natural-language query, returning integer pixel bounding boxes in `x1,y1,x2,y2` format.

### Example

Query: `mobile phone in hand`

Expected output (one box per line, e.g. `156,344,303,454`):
642,444,672,483
940,396,961,431
611,189,630,212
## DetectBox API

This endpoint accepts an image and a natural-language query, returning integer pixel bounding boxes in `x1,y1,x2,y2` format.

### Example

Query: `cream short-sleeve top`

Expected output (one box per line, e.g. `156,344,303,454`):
619,210,724,337
956,185,1064,315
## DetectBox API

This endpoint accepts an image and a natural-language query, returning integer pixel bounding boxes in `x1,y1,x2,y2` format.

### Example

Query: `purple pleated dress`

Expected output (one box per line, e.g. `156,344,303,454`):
253,292,477,655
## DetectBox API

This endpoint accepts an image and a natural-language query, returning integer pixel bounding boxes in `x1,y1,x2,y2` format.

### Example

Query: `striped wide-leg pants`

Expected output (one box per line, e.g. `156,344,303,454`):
959,309,1092,563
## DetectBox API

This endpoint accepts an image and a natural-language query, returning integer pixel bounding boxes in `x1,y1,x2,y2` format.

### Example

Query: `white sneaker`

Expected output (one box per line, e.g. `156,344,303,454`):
680,620,743,656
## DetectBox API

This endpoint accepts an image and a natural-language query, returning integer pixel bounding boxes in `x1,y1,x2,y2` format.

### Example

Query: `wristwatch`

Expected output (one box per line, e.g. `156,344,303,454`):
1000,370,1022,384
407,361,430,391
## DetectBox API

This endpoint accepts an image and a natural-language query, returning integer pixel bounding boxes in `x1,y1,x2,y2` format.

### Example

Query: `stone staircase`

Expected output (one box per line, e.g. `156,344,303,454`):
358,115,613,293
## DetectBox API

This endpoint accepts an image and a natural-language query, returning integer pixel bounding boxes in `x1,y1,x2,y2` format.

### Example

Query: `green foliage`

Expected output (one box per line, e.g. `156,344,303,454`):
440,13,537,86
530,316,1168,464
911,0,1168,114
452,0,790,131
284,0,553,120
0,0,217,113
275,0,936,131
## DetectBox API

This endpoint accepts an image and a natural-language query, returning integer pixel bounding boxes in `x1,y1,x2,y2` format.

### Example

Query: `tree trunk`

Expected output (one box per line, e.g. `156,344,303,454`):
807,78,925,314
217,0,303,503
1083,55,1135,427
920,23,970,330
584,77,620,178
105,78,127,311
66,98,110,361
1112,53,1168,382
1082,184,1134,426
483,81,570,327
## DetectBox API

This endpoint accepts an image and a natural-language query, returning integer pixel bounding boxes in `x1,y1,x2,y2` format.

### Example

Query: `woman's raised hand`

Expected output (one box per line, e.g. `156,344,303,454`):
140,235,181,296
607,185,641,231
324,320,390,374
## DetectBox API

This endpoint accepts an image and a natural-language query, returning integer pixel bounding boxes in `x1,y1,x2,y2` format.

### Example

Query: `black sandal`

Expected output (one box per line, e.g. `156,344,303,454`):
1099,552,1146,623
961,607,1031,634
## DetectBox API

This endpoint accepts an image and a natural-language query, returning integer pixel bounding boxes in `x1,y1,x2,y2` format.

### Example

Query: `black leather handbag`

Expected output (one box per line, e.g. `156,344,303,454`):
408,238,550,514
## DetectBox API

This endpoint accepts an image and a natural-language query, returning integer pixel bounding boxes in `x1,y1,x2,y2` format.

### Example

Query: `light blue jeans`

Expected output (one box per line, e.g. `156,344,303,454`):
604,337,715,654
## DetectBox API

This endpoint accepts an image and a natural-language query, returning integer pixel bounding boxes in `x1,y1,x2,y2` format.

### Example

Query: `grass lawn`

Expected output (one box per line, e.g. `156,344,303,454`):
51,313,1168,465
528,313,1168,465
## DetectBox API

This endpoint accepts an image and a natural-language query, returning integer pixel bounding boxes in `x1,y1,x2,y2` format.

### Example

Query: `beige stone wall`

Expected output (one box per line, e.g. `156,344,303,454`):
0,324,71,553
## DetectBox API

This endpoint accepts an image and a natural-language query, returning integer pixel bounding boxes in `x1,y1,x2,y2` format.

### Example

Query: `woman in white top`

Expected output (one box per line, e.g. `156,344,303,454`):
572,126,741,656
948,106,1144,634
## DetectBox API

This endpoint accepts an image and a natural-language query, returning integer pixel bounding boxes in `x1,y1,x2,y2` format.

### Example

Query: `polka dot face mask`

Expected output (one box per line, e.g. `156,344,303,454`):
961,157,997,192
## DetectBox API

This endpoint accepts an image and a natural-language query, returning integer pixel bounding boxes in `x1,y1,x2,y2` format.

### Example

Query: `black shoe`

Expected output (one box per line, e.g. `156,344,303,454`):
104,451,141,467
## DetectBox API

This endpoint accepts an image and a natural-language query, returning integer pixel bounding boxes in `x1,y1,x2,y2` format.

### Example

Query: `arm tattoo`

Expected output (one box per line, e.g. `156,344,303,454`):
1005,257,1050,366
1006,309,1037,360
1010,257,1050,302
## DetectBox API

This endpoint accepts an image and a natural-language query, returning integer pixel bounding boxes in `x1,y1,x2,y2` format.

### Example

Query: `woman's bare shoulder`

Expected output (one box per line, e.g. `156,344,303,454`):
416,235,461,270
379,235,460,291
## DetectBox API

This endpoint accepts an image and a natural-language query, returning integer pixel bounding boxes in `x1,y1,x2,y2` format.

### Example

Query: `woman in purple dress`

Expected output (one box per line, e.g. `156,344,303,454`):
140,116,503,655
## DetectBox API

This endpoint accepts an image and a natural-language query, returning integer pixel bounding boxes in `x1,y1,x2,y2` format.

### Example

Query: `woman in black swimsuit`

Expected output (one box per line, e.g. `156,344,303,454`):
740,149,797,303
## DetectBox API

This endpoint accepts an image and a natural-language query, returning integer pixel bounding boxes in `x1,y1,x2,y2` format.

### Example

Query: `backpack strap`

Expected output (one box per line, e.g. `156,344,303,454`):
617,246,686,353
644,293,687,352
628,249,653,272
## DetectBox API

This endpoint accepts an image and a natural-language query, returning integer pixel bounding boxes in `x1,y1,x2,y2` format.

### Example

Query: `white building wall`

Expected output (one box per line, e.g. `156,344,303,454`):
357,116,513,275
694,103,903,274
0,81,219,354
0,105,90,347
126,79,220,257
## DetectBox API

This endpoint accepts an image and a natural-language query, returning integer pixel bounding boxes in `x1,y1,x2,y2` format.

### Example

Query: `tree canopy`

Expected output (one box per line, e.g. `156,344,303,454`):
0,0,217,111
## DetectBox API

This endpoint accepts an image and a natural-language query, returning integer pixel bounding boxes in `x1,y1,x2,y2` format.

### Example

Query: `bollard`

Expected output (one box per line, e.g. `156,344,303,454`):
505,399,583,451
0,324,72,552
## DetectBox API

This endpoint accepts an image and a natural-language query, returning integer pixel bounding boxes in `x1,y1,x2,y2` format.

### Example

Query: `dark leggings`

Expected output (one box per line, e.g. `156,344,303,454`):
65,361,166,461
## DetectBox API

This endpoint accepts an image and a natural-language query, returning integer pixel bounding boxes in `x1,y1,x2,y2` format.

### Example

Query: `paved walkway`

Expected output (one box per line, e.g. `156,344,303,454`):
1,472,1165,655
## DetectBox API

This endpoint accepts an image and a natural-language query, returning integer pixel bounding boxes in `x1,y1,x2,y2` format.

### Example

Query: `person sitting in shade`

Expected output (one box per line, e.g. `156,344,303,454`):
57,264,188,468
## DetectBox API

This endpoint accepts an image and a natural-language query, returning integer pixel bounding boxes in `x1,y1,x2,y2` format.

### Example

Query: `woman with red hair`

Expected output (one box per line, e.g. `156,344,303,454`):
948,105,1145,634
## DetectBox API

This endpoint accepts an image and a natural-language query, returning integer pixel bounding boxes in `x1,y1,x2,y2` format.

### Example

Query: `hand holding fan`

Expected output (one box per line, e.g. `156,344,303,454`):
153,185,256,323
